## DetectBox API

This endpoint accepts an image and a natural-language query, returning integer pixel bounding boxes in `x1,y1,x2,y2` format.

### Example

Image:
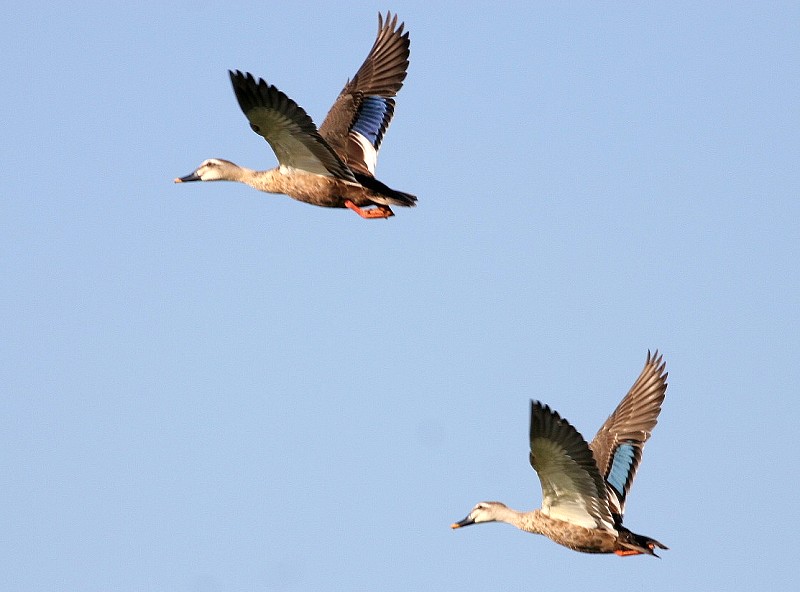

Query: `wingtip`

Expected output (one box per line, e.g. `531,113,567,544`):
646,349,666,370
378,10,404,35
228,69,258,85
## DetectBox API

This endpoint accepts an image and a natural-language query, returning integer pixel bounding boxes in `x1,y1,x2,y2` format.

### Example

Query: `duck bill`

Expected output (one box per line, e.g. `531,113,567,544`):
451,516,475,529
174,171,201,183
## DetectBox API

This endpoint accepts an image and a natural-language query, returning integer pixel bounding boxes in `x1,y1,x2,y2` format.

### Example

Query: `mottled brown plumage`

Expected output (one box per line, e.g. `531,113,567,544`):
452,351,669,557
175,12,415,219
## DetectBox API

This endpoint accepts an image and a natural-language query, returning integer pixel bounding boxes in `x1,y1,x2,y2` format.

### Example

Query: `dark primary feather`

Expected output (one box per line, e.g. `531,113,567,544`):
588,351,668,517
319,12,411,176
228,70,356,181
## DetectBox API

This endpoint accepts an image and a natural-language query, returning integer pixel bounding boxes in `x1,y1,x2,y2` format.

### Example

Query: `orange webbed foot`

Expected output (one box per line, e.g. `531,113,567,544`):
614,549,643,557
344,201,394,219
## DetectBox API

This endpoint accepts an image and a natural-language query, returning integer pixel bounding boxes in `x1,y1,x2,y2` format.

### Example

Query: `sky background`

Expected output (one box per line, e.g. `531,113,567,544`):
2,1,799,590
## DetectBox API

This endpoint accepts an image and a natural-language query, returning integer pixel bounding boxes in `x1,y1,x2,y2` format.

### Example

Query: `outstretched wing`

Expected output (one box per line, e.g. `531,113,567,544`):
589,351,668,518
318,12,410,177
529,401,615,531
229,70,357,181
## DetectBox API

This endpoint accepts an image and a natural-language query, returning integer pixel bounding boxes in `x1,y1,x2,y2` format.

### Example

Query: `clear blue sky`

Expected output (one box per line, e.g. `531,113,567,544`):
2,1,799,590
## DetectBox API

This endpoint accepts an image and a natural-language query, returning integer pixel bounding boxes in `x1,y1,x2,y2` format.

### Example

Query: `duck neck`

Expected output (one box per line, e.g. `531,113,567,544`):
225,165,256,183
241,167,285,194
496,505,543,535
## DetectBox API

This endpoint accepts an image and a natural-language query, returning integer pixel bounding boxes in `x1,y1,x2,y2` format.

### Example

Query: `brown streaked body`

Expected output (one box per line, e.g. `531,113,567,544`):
452,351,669,557
175,12,415,219
177,161,404,211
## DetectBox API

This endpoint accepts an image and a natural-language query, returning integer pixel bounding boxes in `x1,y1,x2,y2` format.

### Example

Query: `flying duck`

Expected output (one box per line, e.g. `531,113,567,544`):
452,351,669,557
175,12,415,219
